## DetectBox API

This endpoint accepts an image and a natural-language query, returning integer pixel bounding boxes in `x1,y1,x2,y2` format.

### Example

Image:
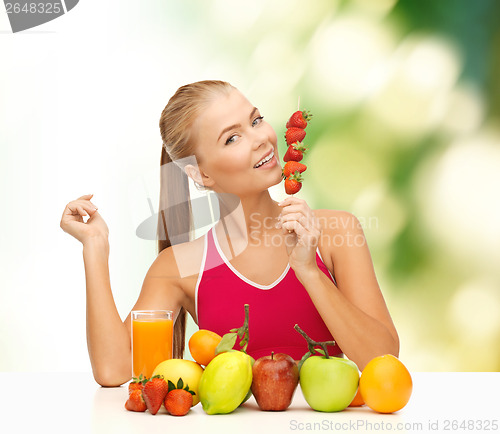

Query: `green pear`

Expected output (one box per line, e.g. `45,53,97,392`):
198,350,253,415
240,354,255,405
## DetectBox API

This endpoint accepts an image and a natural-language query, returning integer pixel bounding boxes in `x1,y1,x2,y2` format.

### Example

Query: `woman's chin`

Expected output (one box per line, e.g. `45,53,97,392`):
268,173,285,189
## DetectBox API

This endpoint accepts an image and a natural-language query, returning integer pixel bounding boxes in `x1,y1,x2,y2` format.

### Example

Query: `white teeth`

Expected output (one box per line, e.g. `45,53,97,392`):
254,149,274,168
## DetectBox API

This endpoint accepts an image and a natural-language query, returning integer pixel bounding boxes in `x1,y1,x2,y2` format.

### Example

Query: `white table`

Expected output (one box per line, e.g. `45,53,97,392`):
1,372,498,433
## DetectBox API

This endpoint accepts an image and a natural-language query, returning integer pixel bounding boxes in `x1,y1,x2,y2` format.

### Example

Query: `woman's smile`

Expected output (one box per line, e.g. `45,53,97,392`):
254,148,277,169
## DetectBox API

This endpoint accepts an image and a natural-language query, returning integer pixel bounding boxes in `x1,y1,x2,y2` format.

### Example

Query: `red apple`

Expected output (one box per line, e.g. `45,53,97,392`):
251,352,299,411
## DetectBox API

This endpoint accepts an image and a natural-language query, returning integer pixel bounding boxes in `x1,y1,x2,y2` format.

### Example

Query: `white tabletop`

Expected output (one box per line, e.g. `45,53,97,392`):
1,372,498,433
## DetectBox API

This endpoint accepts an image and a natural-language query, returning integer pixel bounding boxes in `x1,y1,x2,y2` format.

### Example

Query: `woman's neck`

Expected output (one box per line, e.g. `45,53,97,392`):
213,190,281,253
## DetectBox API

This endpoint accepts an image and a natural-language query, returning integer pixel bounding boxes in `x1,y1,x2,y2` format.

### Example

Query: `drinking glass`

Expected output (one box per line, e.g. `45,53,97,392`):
131,310,173,378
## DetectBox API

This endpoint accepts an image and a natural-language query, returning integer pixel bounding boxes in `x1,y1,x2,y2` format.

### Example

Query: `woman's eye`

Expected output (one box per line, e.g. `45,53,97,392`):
252,116,264,126
225,134,238,145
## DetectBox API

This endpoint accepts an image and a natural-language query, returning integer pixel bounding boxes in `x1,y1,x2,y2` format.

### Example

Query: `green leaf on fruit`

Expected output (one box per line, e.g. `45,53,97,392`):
176,378,184,390
313,348,326,357
215,332,237,355
132,374,148,385
167,380,176,393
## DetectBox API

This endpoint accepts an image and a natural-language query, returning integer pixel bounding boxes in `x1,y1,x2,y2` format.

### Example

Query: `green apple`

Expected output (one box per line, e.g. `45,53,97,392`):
300,355,359,412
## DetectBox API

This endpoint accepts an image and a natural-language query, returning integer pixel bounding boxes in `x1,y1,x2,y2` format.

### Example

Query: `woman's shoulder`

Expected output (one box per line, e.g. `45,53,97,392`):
314,209,366,272
314,209,363,235
155,232,208,280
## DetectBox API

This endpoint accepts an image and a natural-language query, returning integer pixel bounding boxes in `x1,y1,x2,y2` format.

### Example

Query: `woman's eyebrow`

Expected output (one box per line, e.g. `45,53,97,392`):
217,107,259,142
218,123,240,142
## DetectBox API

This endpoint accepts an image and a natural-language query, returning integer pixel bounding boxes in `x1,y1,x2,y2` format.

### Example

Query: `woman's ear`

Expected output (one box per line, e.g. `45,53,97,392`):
184,164,215,188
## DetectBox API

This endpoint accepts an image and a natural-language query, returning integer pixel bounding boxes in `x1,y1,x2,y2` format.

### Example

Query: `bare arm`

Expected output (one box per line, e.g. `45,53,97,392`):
278,198,399,370
83,236,130,386
84,241,186,387
295,210,399,370
61,195,186,387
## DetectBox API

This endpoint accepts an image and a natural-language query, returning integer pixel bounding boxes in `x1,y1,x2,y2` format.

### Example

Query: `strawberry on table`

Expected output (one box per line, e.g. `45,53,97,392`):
283,142,307,162
283,161,307,178
285,127,306,146
286,110,312,129
125,389,147,412
128,374,147,395
164,389,193,416
142,375,169,415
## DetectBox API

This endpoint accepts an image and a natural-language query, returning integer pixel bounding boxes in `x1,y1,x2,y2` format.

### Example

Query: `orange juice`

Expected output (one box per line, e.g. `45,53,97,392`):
132,311,173,379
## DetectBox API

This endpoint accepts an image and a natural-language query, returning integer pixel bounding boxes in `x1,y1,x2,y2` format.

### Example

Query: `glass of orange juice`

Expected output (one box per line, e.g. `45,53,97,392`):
131,310,173,379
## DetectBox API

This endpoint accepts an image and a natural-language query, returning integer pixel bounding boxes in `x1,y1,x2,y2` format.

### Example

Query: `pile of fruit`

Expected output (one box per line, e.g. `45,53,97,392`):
283,109,312,195
124,305,413,416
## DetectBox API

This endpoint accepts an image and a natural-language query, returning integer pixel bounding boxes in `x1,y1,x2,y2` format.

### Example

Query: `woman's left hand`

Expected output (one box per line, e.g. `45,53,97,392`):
277,197,321,274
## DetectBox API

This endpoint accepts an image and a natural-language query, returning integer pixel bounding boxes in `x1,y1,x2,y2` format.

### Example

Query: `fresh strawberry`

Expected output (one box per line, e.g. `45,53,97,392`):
283,141,307,162
125,389,147,412
164,389,193,416
286,110,312,129
128,374,146,395
142,375,169,415
285,127,306,145
283,161,307,178
284,172,303,195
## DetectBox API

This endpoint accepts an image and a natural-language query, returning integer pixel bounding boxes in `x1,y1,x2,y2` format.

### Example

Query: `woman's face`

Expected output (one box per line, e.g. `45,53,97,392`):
191,89,282,196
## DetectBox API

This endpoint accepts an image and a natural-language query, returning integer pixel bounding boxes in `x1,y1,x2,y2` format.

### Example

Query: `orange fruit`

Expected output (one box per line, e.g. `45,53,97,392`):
348,387,365,407
359,354,412,413
188,329,222,367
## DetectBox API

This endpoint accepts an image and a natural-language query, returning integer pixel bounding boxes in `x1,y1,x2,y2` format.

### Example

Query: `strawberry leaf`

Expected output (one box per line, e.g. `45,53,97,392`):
167,380,176,393
176,378,184,390
131,373,147,385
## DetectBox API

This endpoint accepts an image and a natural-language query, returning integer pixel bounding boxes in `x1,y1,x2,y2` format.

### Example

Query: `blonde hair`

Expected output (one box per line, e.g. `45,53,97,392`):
158,80,235,358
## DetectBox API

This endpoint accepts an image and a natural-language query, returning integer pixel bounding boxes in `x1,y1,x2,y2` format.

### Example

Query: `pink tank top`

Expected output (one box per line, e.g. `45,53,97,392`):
196,226,343,360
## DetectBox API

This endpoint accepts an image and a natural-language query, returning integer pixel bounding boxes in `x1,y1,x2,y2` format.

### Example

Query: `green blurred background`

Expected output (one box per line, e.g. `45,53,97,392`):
165,0,500,371
1,0,499,373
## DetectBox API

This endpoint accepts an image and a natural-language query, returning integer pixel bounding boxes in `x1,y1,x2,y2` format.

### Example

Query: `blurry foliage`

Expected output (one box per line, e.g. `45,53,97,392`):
392,0,499,84
167,0,500,370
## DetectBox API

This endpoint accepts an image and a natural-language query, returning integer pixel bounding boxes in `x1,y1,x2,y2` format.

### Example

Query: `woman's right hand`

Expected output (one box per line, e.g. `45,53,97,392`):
60,194,109,245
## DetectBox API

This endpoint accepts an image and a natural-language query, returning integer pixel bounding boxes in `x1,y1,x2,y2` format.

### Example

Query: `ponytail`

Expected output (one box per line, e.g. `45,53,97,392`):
157,146,193,359
158,80,235,359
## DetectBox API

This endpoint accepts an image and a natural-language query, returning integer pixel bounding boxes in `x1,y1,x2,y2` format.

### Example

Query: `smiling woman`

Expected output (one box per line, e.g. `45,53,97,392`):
184,88,282,197
60,80,399,386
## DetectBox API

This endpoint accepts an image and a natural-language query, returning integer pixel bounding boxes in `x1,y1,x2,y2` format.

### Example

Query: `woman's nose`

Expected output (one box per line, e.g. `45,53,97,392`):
252,129,268,149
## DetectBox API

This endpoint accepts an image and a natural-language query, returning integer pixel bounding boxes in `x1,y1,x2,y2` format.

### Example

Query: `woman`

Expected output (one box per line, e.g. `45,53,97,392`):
60,80,399,387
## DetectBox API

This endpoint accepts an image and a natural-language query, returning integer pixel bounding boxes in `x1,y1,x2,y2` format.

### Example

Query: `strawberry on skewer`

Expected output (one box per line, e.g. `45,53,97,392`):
285,172,303,195
286,110,313,129
285,127,306,146
283,101,312,196
283,161,307,178
283,141,307,162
